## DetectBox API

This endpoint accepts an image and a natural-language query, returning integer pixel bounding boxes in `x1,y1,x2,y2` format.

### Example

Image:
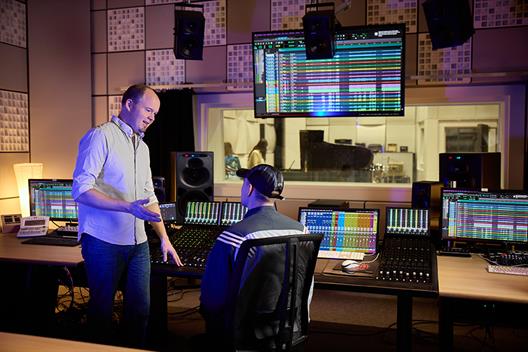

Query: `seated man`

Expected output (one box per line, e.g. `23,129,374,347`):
200,164,309,349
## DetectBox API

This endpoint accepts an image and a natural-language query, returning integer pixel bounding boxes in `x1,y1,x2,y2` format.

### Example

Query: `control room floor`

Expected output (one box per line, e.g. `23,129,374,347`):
43,278,528,351
162,278,528,352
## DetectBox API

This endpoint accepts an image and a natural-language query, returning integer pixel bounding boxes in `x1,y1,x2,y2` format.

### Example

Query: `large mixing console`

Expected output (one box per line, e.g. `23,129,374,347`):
150,201,247,273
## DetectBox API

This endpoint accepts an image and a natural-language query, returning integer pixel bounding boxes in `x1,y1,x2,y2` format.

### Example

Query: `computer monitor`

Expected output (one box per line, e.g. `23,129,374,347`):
441,188,528,245
252,24,405,118
386,208,429,236
28,179,78,222
298,207,379,258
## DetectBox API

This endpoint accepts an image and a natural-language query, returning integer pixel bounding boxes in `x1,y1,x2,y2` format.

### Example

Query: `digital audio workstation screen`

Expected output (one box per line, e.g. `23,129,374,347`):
185,201,221,225
220,202,247,226
386,208,429,236
252,24,405,118
29,179,78,221
441,189,528,243
298,208,378,256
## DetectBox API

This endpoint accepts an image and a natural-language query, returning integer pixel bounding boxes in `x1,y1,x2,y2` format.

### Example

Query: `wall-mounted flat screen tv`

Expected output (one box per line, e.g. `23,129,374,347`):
252,24,405,118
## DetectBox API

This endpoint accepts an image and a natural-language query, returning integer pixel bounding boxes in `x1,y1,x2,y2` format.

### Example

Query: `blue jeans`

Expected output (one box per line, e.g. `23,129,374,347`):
81,233,151,347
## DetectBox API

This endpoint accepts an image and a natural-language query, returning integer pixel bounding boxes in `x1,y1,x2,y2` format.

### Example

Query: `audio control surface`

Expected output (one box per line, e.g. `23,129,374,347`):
377,236,435,285
150,225,220,272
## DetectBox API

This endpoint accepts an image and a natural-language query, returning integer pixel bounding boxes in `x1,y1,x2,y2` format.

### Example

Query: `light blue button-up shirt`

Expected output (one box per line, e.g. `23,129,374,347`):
72,116,157,245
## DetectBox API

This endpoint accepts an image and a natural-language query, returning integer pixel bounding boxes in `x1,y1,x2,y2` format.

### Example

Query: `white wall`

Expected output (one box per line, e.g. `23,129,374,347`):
28,0,92,179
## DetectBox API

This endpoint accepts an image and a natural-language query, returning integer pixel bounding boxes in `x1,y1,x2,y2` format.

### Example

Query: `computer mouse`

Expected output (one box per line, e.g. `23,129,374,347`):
341,260,359,270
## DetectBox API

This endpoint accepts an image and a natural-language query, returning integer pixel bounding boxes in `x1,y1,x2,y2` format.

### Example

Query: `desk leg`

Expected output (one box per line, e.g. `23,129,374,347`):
439,297,453,352
397,295,413,352
148,273,168,349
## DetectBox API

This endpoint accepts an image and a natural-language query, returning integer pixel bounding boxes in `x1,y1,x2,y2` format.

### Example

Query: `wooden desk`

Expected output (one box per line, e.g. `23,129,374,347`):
315,258,437,352
0,232,83,265
0,332,152,352
437,254,528,351
0,232,83,334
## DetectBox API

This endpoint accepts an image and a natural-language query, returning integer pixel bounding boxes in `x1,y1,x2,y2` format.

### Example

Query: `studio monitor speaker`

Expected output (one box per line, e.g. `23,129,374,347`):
302,10,336,60
439,152,501,189
173,10,205,60
171,151,214,223
412,181,443,245
422,0,474,50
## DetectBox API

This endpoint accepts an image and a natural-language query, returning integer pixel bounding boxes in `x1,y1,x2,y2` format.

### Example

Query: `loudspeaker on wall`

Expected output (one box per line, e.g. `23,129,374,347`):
302,9,336,60
171,151,214,223
422,0,474,50
173,9,205,60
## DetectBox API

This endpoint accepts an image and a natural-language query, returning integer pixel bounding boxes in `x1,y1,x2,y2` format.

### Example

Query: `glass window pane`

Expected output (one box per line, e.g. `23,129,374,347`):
221,103,500,185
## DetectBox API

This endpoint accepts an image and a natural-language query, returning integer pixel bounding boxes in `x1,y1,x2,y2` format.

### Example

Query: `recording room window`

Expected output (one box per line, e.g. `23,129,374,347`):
221,104,500,184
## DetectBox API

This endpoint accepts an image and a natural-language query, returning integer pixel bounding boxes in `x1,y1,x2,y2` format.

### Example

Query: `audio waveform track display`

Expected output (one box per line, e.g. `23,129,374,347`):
298,208,379,258
183,201,248,226
184,201,221,225
220,202,248,226
29,179,78,221
441,188,528,244
386,208,429,235
252,24,405,118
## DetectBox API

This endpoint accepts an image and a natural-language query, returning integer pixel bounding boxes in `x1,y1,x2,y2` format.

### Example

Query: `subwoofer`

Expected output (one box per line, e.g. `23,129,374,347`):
171,151,214,223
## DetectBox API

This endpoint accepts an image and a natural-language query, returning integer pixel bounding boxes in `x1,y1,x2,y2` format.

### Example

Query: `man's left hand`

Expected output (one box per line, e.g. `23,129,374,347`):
161,238,183,266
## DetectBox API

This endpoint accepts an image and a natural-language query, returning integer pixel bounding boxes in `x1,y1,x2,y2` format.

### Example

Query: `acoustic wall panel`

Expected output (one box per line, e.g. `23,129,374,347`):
227,44,252,89
271,0,307,30
474,0,528,28
146,49,185,85
203,0,226,46
417,33,472,85
107,7,144,52
0,90,28,152
0,0,26,48
367,0,417,33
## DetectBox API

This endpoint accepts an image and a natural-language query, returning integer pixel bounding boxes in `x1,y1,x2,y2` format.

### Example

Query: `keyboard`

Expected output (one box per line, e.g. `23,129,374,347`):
487,264,528,276
318,251,365,261
22,236,80,247
55,225,78,237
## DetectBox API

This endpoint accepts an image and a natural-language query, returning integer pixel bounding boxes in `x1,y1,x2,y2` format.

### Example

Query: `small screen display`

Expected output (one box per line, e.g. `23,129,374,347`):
159,202,177,222
24,219,45,226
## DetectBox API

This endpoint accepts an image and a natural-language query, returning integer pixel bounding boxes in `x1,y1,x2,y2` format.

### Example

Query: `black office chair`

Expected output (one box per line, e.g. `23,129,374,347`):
223,233,323,352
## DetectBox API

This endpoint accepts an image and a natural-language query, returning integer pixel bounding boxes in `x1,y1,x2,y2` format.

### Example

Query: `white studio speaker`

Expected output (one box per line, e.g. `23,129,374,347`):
1,214,21,233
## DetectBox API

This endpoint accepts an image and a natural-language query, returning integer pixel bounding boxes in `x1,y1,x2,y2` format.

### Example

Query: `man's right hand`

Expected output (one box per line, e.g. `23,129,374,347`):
129,199,161,222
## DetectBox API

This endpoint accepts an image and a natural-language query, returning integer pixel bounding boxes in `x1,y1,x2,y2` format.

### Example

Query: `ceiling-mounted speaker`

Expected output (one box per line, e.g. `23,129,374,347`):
422,0,474,50
302,3,336,60
173,9,205,60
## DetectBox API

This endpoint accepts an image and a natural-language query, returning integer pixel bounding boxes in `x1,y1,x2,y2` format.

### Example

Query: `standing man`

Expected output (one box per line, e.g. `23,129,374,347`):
72,84,182,347
200,164,309,348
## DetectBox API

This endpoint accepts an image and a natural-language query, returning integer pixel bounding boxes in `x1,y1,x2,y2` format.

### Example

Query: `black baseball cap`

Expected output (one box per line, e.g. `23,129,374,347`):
236,164,285,200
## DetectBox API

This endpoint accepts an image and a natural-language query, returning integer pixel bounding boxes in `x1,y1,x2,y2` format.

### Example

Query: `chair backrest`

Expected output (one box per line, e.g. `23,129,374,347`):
224,233,323,351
